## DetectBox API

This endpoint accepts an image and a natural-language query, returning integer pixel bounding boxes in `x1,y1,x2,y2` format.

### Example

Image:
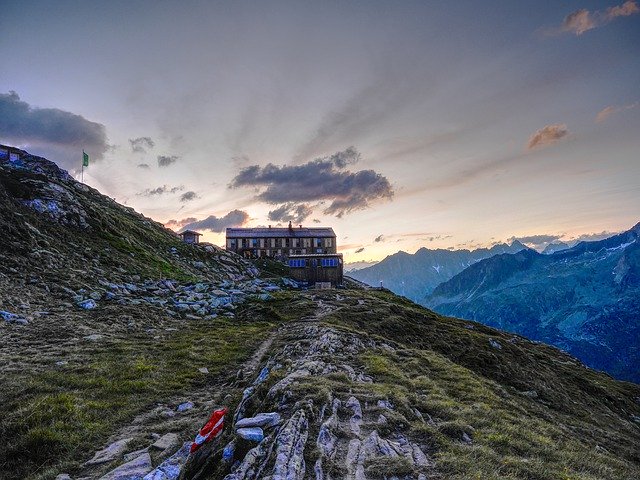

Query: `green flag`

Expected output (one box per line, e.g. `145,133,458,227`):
82,151,89,167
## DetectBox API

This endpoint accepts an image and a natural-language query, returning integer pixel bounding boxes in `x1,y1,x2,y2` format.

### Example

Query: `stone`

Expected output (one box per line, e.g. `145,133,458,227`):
123,448,149,462
222,440,236,463
99,452,152,480
236,427,264,442
235,412,281,430
151,433,180,451
1,310,28,325
272,410,308,480
55,475,73,480
85,438,133,465
78,299,97,310
142,442,191,480
346,396,363,437
198,367,209,374
176,401,194,412
489,338,502,350
84,334,103,342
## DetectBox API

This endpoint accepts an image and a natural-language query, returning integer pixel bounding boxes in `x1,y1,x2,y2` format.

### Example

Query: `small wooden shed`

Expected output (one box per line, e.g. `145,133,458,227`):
179,230,202,244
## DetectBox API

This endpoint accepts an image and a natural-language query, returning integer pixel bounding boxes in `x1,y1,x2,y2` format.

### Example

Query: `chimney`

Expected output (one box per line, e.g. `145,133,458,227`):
268,225,271,229
299,224,302,229
288,221,293,230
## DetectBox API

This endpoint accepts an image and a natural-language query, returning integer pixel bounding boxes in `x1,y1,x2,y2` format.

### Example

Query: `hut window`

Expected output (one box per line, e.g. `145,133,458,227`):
288,259,305,268
321,258,338,267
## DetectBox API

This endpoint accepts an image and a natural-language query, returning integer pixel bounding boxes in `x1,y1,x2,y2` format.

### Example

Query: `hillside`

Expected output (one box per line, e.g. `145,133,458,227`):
426,224,640,383
1,149,639,480
349,242,528,302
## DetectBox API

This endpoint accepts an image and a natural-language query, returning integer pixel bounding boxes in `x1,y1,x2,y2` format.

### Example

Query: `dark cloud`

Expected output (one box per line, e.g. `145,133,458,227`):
355,247,365,253
137,185,184,196
180,191,199,202
268,203,313,223
231,148,393,218
329,147,360,168
0,91,108,170
374,234,385,242
158,155,179,167
129,136,155,153
137,163,150,169
527,124,569,150
555,1,638,35
180,209,250,233
164,217,197,230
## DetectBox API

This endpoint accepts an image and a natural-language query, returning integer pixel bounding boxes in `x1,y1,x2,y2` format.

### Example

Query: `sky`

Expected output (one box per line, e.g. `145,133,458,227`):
1,0,639,262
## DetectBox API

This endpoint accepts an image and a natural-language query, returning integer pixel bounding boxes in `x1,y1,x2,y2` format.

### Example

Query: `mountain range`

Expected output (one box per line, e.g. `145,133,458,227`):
349,241,529,302
426,223,640,382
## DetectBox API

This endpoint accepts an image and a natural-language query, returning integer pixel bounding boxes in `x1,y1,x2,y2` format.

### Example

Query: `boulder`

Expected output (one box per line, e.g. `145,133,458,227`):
85,438,132,465
235,413,281,430
99,452,152,480
236,427,264,442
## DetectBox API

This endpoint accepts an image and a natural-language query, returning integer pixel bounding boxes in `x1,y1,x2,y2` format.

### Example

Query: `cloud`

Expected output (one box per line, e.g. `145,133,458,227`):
158,155,179,167
556,1,639,35
137,163,151,169
231,147,393,218
527,124,569,150
0,90,109,170
571,230,620,242
180,209,250,233
606,1,640,18
355,247,365,253
561,9,596,35
137,185,184,196
508,234,562,249
164,217,197,230
374,234,385,242
596,102,639,122
268,203,313,223
129,136,155,153
180,191,199,202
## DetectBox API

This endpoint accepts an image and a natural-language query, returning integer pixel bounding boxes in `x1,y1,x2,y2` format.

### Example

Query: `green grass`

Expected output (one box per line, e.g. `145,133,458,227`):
306,289,640,480
0,304,279,479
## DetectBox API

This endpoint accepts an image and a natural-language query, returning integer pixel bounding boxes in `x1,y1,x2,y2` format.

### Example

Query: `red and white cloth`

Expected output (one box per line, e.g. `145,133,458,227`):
190,407,228,453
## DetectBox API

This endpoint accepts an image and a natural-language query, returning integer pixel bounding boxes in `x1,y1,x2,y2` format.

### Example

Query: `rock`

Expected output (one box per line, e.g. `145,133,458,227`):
235,412,281,430
84,334,103,342
272,410,308,480
55,475,73,480
142,442,191,480
78,299,97,310
1,310,28,325
346,396,363,437
198,367,209,374
176,402,194,412
85,438,133,465
236,427,265,442
489,338,502,350
99,452,152,480
222,435,273,480
222,440,236,463
123,448,149,462
151,433,180,451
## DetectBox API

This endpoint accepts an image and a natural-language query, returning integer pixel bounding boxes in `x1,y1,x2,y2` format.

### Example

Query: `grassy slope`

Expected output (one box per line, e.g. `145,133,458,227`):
0,300,280,479
264,289,640,480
